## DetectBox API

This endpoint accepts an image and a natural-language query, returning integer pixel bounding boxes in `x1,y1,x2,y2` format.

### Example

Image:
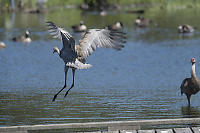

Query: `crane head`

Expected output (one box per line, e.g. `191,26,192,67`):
191,57,195,64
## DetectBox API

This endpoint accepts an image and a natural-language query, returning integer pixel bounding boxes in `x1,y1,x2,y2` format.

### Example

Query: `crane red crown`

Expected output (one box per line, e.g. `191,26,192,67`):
191,57,195,63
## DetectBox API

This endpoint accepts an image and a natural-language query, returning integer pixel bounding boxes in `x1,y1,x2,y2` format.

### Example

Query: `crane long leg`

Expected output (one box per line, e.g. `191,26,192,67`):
187,94,191,107
64,69,75,98
52,67,69,102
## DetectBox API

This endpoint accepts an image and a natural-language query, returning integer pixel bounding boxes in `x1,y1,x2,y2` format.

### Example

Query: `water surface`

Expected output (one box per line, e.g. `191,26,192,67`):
1,8,200,127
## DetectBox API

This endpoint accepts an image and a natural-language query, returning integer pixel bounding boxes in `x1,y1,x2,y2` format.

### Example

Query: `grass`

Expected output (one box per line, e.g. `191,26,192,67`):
45,0,82,7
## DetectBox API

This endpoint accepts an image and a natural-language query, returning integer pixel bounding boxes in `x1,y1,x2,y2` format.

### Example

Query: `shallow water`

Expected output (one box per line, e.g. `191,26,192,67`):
1,7,200,127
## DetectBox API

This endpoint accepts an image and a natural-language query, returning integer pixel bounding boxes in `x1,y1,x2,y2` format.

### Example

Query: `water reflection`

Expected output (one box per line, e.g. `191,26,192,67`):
181,106,200,118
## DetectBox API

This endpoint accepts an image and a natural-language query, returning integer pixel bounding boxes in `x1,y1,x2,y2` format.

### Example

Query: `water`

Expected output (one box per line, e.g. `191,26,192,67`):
1,7,200,127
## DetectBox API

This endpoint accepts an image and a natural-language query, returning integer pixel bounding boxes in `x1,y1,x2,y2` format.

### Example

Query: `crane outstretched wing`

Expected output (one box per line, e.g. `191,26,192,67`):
76,29,126,59
46,21,75,52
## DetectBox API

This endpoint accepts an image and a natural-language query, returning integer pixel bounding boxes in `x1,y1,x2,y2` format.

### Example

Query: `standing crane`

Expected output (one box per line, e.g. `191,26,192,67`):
180,58,200,106
46,21,126,102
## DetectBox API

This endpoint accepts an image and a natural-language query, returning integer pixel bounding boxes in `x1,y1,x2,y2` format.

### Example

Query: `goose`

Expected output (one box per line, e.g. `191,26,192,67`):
107,22,123,30
71,21,87,32
178,24,195,33
134,16,152,27
46,21,126,101
12,30,31,43
100,10,107,16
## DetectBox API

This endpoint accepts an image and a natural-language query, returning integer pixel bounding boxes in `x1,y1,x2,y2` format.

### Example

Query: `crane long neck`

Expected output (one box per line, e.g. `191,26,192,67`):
191,63,197,78
191,62,200,90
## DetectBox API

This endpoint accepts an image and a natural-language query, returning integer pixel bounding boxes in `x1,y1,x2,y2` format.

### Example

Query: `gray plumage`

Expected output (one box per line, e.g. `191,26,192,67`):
46,21,126,101
180,58,200,106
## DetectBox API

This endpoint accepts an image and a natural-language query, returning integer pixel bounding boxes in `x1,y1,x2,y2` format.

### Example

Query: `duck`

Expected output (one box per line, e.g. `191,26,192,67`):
71,21,87,33
0,41,6,49
107,22,123,30
178,24,195,33
12,30,31,43
134,16,152,27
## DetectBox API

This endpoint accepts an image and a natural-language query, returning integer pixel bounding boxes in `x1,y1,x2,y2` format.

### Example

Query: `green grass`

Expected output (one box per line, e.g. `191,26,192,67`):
46,0,82,7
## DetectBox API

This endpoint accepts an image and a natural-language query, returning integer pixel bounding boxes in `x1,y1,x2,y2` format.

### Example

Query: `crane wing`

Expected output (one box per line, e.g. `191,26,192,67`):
76,29,126,59
180,78,190,95
46,21,76,52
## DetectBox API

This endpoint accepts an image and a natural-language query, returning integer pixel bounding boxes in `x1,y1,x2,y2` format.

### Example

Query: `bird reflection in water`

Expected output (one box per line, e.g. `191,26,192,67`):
181,106,200,118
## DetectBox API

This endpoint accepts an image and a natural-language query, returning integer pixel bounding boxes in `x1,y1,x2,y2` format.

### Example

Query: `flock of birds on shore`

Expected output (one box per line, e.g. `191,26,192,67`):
0,14,198,106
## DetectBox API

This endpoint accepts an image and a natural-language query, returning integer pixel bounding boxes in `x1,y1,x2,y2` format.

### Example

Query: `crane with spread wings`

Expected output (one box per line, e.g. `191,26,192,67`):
46,21,126,102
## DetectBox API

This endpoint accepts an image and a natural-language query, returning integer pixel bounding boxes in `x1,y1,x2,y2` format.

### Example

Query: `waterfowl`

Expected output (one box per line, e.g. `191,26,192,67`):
178,25,195,33
100,10,107,16
0,41,6,49
134,16,152,27
12,30,31,43
107,22,123,30
71,21,87,32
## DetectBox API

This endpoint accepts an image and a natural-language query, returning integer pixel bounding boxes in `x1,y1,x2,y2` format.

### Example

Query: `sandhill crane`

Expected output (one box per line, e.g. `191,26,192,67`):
12,30,31,43
71,21,87,32
178,24,195,33
46,21,126,102
180,58,200,106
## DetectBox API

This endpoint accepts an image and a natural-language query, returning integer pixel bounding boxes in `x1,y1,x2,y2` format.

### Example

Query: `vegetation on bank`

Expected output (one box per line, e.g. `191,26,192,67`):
0,0,200,11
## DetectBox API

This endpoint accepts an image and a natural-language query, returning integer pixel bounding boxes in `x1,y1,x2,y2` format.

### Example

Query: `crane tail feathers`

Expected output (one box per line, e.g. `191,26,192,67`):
66,60,92,69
